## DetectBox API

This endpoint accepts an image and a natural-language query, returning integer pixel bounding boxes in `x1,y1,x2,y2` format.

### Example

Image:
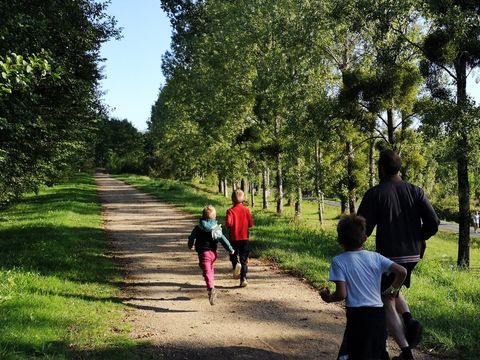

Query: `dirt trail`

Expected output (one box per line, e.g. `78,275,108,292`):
96,174,437,360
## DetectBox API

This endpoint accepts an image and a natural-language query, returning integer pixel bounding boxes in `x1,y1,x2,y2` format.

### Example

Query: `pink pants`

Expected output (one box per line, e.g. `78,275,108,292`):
198,250,217,290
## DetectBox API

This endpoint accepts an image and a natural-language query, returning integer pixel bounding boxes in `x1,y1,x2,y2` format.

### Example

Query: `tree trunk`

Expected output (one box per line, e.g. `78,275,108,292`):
276,152,283,214
286,196,292,207
315,141,324,226
223,178,228,198
250,182,255,208
295,158,302,217
266,168,270,191
456,57,470,268
457,136,470,268
262,168,269,209
369,136,376,188
295,187,302,218
387,108,396,149
341,196,347,215
218,174,223,194
242,179,248,199
346,141,356,214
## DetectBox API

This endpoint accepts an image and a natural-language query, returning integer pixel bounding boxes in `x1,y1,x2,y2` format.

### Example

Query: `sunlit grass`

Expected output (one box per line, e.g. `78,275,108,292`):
117,174,480,360
0,174,157,359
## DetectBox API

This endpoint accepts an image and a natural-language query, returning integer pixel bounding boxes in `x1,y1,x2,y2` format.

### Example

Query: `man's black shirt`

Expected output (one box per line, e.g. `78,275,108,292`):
357,178,440,262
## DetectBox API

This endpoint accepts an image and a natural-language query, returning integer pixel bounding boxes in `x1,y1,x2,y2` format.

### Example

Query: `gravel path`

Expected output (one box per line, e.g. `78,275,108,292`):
96,174,438,360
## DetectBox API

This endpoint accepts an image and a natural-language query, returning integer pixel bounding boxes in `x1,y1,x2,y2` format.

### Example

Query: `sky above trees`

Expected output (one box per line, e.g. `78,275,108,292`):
98,2,480,132
99,0,171,131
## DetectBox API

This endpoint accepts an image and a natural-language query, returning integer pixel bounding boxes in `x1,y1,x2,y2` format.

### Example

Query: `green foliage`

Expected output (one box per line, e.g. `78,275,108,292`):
0,52,60,95
95,118,145,174
150,0,480,264
0,0,120,207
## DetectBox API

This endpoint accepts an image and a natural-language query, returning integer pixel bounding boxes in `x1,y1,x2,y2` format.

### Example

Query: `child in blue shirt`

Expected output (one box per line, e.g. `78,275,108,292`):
320,214,407,360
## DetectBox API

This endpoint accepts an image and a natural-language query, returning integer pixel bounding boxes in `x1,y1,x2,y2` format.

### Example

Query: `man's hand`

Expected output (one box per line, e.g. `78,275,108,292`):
230,250,235,255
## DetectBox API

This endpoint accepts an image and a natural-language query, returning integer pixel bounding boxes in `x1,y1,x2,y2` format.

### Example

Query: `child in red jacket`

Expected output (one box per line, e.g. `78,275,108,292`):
226,189,254,287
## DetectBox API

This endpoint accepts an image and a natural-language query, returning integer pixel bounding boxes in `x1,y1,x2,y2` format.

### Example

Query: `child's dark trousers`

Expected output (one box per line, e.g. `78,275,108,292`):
229,240,250,280
345,306,387,360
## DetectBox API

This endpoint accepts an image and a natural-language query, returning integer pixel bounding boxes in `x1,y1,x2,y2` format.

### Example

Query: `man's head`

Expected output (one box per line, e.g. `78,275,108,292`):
337,214,367,251
232,189,245,204
378,149,401,180
202,205,217,220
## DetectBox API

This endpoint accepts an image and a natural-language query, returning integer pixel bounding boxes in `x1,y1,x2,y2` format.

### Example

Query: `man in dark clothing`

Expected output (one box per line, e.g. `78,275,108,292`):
357,149,439,360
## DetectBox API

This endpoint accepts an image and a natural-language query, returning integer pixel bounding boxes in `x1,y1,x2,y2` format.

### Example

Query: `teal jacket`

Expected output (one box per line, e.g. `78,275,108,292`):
188,218,234,254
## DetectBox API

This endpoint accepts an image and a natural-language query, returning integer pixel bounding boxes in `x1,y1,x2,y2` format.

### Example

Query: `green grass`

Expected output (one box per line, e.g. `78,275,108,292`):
116,174,480,360
0,174,159,360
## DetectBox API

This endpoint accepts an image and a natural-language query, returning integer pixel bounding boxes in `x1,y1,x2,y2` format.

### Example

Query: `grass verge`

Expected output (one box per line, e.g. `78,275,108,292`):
116,174,480,360
0,174,158,359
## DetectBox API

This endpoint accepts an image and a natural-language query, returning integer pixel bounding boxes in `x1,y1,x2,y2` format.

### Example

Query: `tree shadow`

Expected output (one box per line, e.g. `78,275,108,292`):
0,225,116,283
68,343,306,360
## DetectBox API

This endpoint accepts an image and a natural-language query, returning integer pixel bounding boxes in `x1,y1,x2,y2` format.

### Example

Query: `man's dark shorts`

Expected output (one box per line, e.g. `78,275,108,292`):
381,261,418,294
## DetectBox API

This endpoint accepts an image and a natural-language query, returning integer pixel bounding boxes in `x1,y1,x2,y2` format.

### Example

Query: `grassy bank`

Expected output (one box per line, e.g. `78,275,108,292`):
0,174,154,359
116,174,480,360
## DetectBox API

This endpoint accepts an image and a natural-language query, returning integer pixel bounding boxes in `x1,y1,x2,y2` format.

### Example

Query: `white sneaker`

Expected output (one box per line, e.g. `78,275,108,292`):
233,263,241,279
208,288,217,305
240,279,248,288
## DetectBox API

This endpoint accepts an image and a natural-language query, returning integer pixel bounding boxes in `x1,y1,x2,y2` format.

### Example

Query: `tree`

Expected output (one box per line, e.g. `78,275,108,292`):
95,118,145,173
418,0,480,268
0,0,119,206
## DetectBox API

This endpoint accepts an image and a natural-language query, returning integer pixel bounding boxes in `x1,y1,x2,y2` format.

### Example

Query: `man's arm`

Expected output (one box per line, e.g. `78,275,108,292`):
418,188,439,240
357,189,377,237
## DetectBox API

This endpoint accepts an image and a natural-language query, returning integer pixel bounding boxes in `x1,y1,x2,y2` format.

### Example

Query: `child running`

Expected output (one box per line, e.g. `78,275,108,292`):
320,214,407,360
188,205,235,305
226,189,254,287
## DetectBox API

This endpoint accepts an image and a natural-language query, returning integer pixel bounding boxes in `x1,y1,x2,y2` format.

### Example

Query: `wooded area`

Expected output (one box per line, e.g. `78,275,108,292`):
145,0,480,268
1,1,480,269
0,0,119,204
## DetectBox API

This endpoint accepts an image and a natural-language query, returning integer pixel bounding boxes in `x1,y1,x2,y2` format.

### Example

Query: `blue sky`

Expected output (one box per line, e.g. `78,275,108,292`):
99,0,171,131
99,2,479,131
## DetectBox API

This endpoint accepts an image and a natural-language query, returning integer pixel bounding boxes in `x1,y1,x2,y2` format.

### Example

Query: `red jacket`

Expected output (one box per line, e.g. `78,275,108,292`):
226,203,254,241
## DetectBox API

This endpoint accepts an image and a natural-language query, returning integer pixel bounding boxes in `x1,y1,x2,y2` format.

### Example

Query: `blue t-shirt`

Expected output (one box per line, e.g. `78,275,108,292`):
329,250,393,308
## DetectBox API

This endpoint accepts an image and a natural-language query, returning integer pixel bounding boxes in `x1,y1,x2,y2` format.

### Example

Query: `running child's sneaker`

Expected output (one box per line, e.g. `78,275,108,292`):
240,279,248,288
233,263,241,279
208,288,217,305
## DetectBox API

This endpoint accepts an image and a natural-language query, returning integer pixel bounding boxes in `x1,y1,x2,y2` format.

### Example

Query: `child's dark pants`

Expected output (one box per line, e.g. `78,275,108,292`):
344,306,387,360
229,240,250,280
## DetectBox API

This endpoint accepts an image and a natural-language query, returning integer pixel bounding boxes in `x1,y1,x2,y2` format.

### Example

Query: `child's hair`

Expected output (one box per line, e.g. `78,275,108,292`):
202,205,217,219
232,189,245,204
337,214,367,250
